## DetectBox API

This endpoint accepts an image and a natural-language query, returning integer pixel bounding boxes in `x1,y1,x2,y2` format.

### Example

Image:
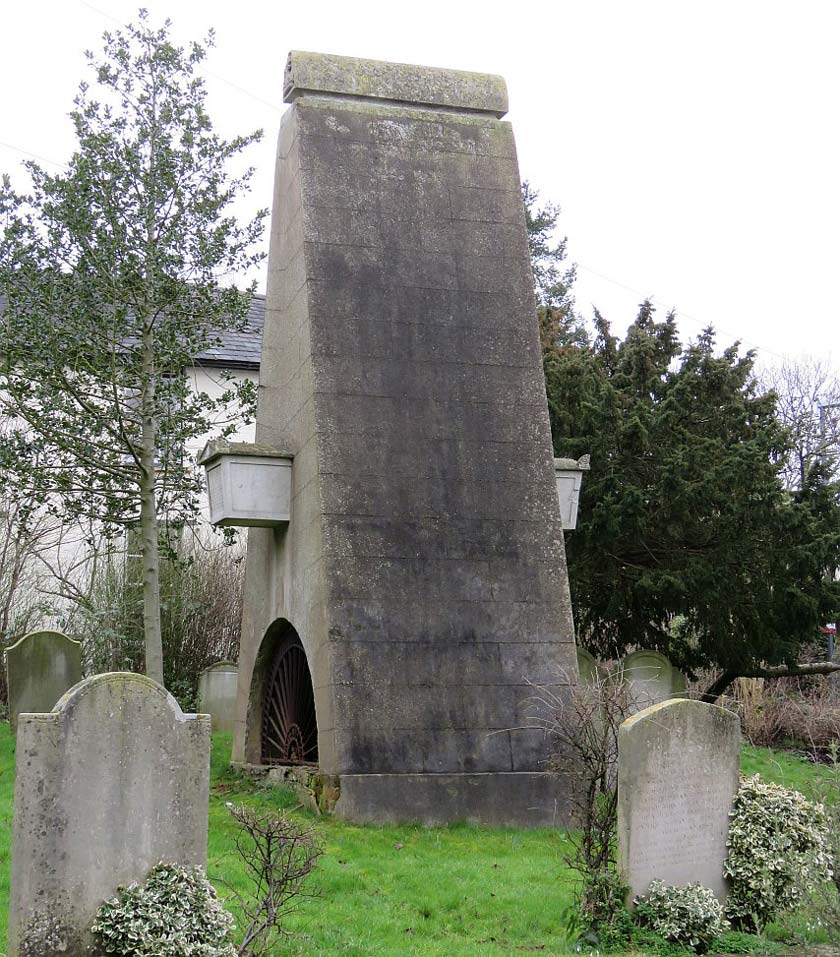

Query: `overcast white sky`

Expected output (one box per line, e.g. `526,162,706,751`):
2,0,838,369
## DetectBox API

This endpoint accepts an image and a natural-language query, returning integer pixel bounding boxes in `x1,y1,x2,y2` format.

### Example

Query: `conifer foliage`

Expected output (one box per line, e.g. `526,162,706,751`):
545,302,840,684
523,186,840,686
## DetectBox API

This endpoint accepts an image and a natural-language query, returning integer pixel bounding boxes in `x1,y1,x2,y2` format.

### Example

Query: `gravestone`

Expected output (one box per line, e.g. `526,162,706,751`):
197,660,238,733
8,673,210,957
5,629,82,734
621,649,686,714
617,698,740,902
233,51,578,825
576,647,602,686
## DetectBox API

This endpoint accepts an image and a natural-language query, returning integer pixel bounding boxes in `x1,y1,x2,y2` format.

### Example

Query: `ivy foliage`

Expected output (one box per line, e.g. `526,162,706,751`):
724,774,832,931
91,863,236,956
634,880,728,952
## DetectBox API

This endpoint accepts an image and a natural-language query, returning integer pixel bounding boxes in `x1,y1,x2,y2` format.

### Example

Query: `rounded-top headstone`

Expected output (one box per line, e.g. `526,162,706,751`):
200,659,238,673
621,649,686,714
5,629,82,733
197,659,239,734
576,647,602,686
617,698,741,903
8,672,211,957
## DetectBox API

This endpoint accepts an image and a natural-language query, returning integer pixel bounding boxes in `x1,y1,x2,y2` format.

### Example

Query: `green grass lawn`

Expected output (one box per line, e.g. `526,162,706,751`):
0,723,836,956
205,734,579,956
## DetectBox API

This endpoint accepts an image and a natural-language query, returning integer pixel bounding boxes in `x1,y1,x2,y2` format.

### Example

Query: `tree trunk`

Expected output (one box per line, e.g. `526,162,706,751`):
139,322,164,686
139,469,163,685
700,671,739,702
140,79,164,687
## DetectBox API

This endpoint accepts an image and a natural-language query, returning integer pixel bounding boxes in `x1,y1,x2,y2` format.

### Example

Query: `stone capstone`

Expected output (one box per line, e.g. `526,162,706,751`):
283,50,508,116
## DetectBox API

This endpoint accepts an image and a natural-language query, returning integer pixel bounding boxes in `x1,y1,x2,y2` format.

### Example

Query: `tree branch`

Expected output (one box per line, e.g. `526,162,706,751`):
703,662,840,702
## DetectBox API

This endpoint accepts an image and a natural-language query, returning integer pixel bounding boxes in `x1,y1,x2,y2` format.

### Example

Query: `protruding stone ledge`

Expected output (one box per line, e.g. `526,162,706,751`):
283,50,508,118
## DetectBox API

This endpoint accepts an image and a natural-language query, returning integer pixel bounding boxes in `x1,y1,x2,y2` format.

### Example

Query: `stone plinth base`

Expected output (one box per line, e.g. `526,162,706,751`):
231,762,340,815
335,772,571,828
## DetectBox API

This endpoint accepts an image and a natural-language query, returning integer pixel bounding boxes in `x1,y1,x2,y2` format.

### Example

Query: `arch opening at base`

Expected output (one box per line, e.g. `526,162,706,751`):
255,620,318,767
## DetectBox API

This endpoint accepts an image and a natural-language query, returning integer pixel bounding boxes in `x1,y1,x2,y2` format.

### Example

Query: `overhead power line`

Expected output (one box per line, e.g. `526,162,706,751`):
577,262,788,361
0,141,64,169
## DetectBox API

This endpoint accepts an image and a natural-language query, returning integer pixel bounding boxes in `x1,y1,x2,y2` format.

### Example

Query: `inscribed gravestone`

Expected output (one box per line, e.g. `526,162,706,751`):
618,698,740,902
622,649,686,715
197,660,238,733
8,672,210,957
6,629,82,734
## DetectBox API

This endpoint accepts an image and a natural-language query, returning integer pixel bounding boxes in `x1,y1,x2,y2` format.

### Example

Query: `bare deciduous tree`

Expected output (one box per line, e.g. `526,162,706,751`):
220,804,322,957
528,673,632,931
759,355,840,489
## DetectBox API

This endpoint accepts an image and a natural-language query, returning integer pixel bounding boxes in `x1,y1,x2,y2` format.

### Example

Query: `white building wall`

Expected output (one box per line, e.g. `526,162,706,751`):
185,365,259,522
185,365,259,451
5,365,258,633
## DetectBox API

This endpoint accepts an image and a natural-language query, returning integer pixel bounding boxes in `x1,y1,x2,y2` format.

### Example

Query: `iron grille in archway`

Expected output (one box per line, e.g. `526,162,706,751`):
260,634,318,766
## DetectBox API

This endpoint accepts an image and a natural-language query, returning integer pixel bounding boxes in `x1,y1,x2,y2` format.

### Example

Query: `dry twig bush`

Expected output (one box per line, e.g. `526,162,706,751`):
729,677,840,756
222,804,322,957
78,537,244,710
528,673,632,938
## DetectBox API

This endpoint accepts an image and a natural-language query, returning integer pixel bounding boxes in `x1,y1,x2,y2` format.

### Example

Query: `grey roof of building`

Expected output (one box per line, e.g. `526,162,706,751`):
0,293,265,370
193,293,264,370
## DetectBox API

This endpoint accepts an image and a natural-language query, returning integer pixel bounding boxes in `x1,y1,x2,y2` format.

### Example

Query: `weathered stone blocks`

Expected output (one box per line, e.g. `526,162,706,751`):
8,673,210,957
617,698,740,903
234,51,577,824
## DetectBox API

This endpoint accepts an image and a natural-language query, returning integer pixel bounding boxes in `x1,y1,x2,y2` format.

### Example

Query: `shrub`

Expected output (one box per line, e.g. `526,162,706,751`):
732,678,840,754
78,536,243,710
634,880,728,952
798,743,840,942
91,862,236,956
225,804,322,954
724,774,832,930
534,670,631,934
579,869,633,947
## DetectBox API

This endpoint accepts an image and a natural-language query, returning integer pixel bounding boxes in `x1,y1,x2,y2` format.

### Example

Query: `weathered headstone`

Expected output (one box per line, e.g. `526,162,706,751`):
621,649,686,714
233,51,578,825
8,672,210,957
617,698,740,902
576,647,602,686
197,660,238,733
5,629,82,734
